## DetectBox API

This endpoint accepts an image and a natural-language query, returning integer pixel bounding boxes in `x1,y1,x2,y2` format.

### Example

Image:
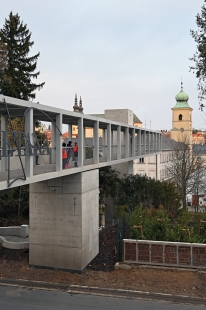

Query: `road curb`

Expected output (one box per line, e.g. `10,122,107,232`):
0,277,206,305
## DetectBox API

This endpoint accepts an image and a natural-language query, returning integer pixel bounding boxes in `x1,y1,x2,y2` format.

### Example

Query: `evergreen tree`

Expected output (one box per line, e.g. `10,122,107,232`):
190,1,206,110
0,12,45,100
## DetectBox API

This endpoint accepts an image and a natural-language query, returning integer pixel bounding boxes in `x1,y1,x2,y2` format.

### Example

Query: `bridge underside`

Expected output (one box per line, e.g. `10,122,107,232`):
29,170,99,272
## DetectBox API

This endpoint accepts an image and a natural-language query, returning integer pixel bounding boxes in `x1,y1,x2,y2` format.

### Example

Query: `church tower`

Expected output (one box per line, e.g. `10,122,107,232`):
170,82,193,143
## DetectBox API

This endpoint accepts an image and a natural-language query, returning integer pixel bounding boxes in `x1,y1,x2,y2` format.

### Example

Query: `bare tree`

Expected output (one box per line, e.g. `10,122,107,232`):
166,136,206,209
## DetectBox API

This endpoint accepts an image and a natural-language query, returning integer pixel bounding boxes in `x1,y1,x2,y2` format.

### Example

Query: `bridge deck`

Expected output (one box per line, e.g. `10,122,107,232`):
0,94,162,190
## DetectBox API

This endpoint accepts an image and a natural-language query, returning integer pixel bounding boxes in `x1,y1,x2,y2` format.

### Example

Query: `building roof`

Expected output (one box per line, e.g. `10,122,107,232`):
193,144,206,155
161,135,180,151
133,113,142,123
90,112,142,124
90,114,105,118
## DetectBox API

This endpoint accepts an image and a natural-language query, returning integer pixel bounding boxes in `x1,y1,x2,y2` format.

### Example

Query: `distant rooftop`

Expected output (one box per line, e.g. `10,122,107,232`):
90,112,142,124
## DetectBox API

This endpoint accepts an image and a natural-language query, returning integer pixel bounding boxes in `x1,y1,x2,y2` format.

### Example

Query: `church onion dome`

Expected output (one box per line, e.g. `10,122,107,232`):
175,89,189,102
173,82,190,109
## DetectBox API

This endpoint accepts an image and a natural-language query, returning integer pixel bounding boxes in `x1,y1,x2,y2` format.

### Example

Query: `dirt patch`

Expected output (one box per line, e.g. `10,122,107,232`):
0,224,206,298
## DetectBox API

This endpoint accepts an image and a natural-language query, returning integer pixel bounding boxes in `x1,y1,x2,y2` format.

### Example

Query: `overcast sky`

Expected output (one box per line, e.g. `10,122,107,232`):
0,0,205,131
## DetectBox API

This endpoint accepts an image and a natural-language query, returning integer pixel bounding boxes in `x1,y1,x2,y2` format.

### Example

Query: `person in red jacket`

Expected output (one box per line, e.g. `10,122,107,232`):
73,142,78,167
62,143,67,169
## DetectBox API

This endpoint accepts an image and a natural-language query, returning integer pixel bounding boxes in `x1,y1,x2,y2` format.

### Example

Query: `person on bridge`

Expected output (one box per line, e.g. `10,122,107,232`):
62,143,67,169
66,141,73,168
73,142,78,167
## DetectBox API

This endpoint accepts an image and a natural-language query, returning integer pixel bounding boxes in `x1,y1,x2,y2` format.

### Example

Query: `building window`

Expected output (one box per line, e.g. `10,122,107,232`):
139,157,144,163
179,114,183,121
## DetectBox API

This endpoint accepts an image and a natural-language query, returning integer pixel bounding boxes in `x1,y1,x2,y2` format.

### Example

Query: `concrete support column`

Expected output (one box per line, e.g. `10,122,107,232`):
111,130,114,159
137,129,141,156
1,116,8,170
107,123,111,162
148,132,150,154
102,129,106,159
29,169,99,272
51,123,56,164
132,128,135,157
154,133,156,152
143,131,146,155
159,133,162,152
151,132,154,153
78,117,83,167
68,124,72,141
25,108,33,178
83,127,86,160
156,154,160,180
125,127,129,158
117,126,121,160
156,133,159,152
55,113,62,171
93,121,99,164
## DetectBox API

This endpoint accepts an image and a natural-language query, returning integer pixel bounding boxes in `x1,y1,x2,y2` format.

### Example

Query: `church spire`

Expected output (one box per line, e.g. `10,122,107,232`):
79,96,84,113
73,93,79,112
181,77,183,91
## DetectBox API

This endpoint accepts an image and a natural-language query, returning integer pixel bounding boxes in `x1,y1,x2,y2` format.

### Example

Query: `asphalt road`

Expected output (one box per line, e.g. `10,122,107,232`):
0,285,204,310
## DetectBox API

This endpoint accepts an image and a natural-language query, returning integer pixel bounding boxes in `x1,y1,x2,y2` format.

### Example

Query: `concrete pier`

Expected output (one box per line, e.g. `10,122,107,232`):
29,169,99,272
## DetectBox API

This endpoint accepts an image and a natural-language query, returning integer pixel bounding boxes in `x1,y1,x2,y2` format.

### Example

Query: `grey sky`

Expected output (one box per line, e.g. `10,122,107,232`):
0,0,205,130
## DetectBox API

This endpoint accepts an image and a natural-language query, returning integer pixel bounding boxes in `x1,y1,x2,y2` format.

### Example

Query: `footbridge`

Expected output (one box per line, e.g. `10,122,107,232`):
0,94,162,272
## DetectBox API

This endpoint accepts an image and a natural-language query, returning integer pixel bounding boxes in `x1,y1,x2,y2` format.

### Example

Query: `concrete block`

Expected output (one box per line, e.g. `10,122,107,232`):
0,226,20,236
30,169,100,272
0,236,29,250
20,225,29,238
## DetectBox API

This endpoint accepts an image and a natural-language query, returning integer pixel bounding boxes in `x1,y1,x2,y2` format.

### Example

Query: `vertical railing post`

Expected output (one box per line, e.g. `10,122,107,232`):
68,124,72,141
102,129,106,159
151,132,154,153
78,117,84,167
148,131,150,154
93,120,99,164
107,123,111,162
160,133,162,152
137,129,141,156
132,128,135,157
55,113,62,171
143,130,146,155
117,125,121,160
25,108,34,177
1,116,8,171
51,122,56,164
125,127,129,158
111,130,114,159
154,132,157,152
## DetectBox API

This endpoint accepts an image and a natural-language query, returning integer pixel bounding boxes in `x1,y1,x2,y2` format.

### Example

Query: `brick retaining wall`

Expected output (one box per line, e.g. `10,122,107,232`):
123,239,206,269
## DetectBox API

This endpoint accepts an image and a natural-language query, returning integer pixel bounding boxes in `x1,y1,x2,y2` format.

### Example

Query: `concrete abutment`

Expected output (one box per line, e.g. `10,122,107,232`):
29,169,99,272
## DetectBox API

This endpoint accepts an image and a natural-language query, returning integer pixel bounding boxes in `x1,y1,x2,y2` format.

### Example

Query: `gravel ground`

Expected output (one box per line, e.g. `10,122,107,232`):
0,221,206,298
